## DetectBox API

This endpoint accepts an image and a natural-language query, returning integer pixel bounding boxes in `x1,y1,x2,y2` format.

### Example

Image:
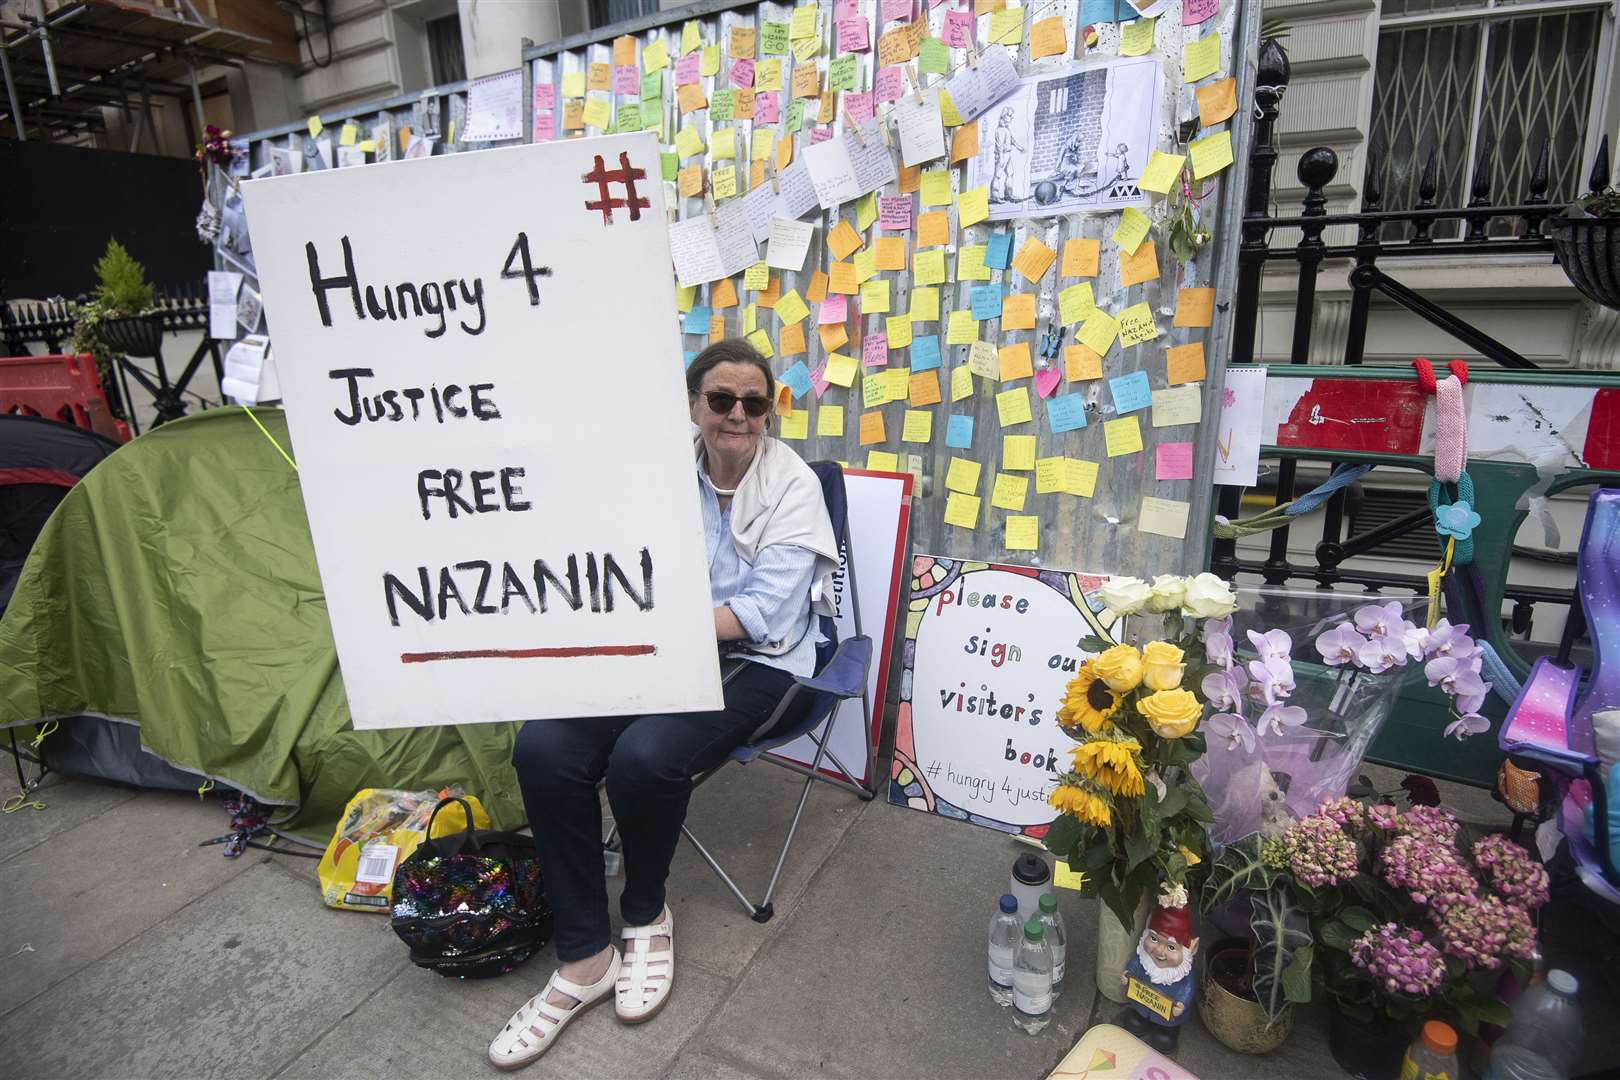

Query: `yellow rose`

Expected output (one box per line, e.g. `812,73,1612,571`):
1136,688,1201,738
1091,643,1143,692
1140,640,1186,691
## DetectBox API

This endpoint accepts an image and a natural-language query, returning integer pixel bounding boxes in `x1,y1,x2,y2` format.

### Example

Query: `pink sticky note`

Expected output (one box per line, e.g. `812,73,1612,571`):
879,195,912,230
844,91,875,127
943,10,974,47
615,66,640,95
811,360,830,399
1035,366,1063,399
1183,0,1219,24
534,83,556,110
730,58,755,88
533,111,555,142
820,295,849,324
881,0,911,22
755,91,780,124
835,0,861,19
810,127,835,144
674,52,702,86
863,332,889,367
837,17,870,52
1156,442,1194,480
875,65,904,103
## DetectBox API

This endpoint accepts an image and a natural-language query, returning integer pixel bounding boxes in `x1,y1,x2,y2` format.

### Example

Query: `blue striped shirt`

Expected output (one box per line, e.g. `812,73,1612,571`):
697,469,821,678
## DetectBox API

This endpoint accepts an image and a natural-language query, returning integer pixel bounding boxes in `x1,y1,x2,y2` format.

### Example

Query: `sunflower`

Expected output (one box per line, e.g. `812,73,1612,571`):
1071,738,1145,798
1056,663,1121,734
1049,782,1112,827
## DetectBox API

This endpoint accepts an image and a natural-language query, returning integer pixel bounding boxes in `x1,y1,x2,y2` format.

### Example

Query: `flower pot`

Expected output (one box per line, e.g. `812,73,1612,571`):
1095,893,1152,1003
97,313,164,358
1551,214,1620,311
1328,1006,1409,1080
1198,943,1294,1054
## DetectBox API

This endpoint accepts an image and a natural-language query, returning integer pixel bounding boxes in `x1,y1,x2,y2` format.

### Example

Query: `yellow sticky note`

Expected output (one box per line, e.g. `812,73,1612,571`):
779,407,810,439
959,245,991,281
914,249,947,286
744,261,770,291
947,309,978,346
1105,417,1143,457
675,284,697,312
1003,434,1036,470
1012,237,1056,284
743,301,758,333
1005,515,1039,551
996,387,1032,427
828,219,863,260
1065,344,1103,381
703,44,721,77
951,364,974,401
358,139,376,153
1138,151,1186,195
306,115,323,137
863,373,892,407
990,7,1026,45
776,289,810,326
909,286,940,323
901,409,933,443
859,410,887,446
1190,130,1234,180
857,192,879,232
991,472,1028,511
1058,283,1095,326
867,450,900,472
860,279,892,313
562,71,586,98
920,170,953,208
681,19,702,54
818,404,845,437
968,341,1000,379
1166,342,1207,384
791,5,818,39
1002,292,1036,331
944,491,981,529
1080,310,1119,356
745,328,774,358
711,164,738,198
918,211,951,248
1121,17,1155,57
886,314,914,349
946,456,982,493
1183,32,1222,83
1065,459,1100,498
1113,206,1152,254
1151,384,1202,427
756,58,783,91
1062,238,1100,277
1054,860,1087,890
854,247,878,285
1035,457,1066,494
825,352,859,386
938,89,963,127
1120,241,1159,288
1139,496,1191,539
583,97,612,130
1029,16,1067,58
998,341,1033,381
339,122,358,146
711,129,737,159
958,185,990,228
1118,301,1160,347
644,38,669,71
751,129,776,160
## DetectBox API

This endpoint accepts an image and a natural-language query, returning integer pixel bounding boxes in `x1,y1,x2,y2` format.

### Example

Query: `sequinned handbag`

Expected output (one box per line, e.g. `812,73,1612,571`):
389,796,553,978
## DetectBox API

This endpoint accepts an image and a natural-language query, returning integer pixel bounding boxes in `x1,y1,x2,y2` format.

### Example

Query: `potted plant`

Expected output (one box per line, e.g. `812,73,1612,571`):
1550,136,1620,311
1198,851,1309,1053
1041,572,1236,1002
71,238,163,364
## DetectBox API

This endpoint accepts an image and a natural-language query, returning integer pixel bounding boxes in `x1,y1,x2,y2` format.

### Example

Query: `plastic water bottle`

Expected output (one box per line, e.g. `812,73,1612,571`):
1400,1020,1459,1080
1486,970,1584,1080
1037,893,1067,998
1012,918,1054,1034
1010,853,1051,921
987,894,1021,1007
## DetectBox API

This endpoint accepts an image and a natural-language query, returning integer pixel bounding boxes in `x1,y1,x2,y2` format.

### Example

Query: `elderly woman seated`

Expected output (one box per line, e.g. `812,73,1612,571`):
489,339,838,1069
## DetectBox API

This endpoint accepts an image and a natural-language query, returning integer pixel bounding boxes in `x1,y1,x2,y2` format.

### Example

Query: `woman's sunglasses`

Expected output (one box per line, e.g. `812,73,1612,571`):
698,390,772,417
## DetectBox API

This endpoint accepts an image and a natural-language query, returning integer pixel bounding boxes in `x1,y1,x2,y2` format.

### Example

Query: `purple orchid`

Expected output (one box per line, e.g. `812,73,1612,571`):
1355,633,1408,674
1315,623,1367,666
1444,712,1491,740
1256,704,1308,736
1353,600,1407,638
1247,657,1297,705
1425,655,1490,714
1201,667,1249,712
1424,619,1475,660
1400,622,1431,661
1246,628,1294,664
1206,712,1256,752
1203,616,1234,669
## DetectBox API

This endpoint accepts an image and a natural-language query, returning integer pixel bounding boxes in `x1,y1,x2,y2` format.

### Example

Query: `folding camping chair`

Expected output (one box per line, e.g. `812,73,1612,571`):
675,461,877,922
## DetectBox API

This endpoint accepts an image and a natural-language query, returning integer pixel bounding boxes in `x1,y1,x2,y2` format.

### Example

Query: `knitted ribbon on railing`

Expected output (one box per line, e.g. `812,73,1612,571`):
1415,359,1477,566
1212,464,1372,539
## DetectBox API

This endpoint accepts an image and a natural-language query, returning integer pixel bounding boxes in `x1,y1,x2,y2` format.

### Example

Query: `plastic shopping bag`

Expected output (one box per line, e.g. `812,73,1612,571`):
318,786,492,912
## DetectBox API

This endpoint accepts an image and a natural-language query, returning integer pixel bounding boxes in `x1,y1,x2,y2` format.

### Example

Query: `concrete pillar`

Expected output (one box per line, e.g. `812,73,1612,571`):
457,0,561,78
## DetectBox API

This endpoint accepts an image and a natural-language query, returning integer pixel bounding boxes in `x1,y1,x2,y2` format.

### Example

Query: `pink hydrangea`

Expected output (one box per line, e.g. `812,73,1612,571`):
1368,803,1401,830
1435,893,1537,970
1281,815,1360,887
1397,804,1461,841
1317,796,1366,831
1379,833,1477,912
1472,834,1551,909
1349,923,1447,997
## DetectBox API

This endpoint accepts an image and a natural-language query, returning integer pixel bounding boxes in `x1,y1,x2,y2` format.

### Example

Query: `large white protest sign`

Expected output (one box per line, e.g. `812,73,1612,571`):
243,133,723,730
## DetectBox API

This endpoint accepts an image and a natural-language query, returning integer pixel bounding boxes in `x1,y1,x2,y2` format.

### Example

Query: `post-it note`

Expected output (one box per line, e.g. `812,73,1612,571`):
828,219,863,259
1165,341,1206,384
968,341,999,379
1112,206,1152,254
1062,238,1100,277
776,289,810,326
946,456,982,493
996,387,1032,427
1174,287,1215,327
947,413,975,449
1183,31,1222,83
959,185,990,227
816,403,845,438
1003,434,1037,470
1120,16,1155,56
992,472,1029,511
859,410,887,445
944,491,981,529
1013,237,1057,284
1079,310,1119,357
1035,457,1066,494
1005,515,1039,551
779,408,810,439
1138,150,1186,195
902,409,933,443
959,245,991,281
914,248,947,286
1110,370,1152,414
1120,241,1159,287
1046,393,1088,433
947,309,978,345
861,279,892,314
1139,496,1191,539
1190,130,1234,180
1065,458,1100,497
950,364,973,401
1118,301,1160,347
886,313,914,349
910,368,942,406
1156,441,1194,480
1030,15,1068,58
867,450,900,471
986,231,1013,270
1197,77,1238,126
911,334,943,372
1151,384,1203,427
1058,282,1095,326
918,211,951,248
1065,344,1103,381
999,341,1034,381
1104,416,1143,457
825,352,859,386
1002,292,1036,331
909,286,941,323
920,169,953,207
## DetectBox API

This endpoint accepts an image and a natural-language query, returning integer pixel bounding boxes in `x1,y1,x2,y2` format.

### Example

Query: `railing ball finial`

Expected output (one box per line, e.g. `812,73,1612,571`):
1257,38,1291,90
1298,147,1339,199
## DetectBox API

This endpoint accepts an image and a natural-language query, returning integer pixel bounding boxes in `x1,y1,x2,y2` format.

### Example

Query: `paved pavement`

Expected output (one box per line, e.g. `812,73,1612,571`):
2,757,1615,1079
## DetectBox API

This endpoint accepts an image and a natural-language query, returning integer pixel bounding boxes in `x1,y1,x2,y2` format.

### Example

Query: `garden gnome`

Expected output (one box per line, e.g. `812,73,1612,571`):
1117,901,1199,1054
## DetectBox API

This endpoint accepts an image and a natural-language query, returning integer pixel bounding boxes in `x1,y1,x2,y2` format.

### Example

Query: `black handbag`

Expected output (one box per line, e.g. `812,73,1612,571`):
389,796,554,978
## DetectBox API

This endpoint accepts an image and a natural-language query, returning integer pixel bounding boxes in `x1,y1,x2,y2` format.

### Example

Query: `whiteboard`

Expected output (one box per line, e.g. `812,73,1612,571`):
242,134,723,729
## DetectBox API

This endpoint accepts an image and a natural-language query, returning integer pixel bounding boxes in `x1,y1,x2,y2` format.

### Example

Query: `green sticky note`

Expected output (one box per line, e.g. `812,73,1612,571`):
788,99,805,134
919,37,949,75
613,102,641,133
829,54,858,92
641,70,662,102
711,89,735,122
661,152,679,182
761,21,789,55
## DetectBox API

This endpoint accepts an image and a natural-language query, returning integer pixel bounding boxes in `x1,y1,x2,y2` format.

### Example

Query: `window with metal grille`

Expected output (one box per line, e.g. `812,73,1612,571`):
589,0,663,30
1369,0,1612,237
427,13,466,86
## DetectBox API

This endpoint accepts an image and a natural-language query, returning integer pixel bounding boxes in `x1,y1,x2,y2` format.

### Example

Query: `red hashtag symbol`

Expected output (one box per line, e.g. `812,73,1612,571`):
582,151,649,225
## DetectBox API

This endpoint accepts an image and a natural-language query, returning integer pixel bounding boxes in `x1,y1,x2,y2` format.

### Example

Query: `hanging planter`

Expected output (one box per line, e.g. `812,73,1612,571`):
95,313,165,358
1550,141,1620,312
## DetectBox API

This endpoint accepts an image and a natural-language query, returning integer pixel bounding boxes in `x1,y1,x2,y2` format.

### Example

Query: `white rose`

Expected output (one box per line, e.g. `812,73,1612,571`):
1100,576,1151,615
1181,572,1239,619
1145,574,1188,614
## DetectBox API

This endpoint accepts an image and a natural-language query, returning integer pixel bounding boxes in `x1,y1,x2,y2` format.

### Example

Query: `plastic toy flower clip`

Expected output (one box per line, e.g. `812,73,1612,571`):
1433,500,1482,541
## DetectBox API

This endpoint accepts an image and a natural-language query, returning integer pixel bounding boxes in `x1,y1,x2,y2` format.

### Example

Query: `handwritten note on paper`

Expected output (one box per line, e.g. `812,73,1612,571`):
1062,238,1100,277
951,364,973,401
914,248,947,285
1215,366,1267,487
776,288,810,326
1183,32,1223,83
958,185,991,227
767,218,816,273
947,309,978,345
901,409,934,443
944,491,982,529
1030,16,1067,58
1058,283,1095,326
1190,130,1235,180
1118,302,1160,347
825,352,860,387
861,279,892,313
1184,0,1219,24
887,313,914,348
1064,458,1100,497
946,456,983,493
1197,77,1238,126
1046,393,1088,433
999,341,1034,381
1079,310,1120,357
1138,150,1186,195
1002,292,1036,331
778,407,810,440
991,472,1029,511
859,410,888,446
1105,416,1144,457
1065,344,1103,381
1002,434,1037,471
802,120,897,208
946,413,975,449
909,286,941,323
1005,515,1039,552
996,387,1033,427
1121,16,1156,56
1110,370,1152,414
910,369,943,407
920,169,954,207
895,90,948,167
1174,287,1215,327
958,244,991,281
1119,242,1159,287
968,341,999,379
1112,207,1152,254
879,195,912,230
1139,496,1191,539
815,404,844,437
1013,237,1057,284
1165,342,1206,385
1156,441,1194,481
1035,457,1066,494
1151,384,1202,427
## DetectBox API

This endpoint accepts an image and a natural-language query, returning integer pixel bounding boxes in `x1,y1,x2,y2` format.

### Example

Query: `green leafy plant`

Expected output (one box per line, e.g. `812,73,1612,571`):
1249,887,1313,1025
71,238,157,390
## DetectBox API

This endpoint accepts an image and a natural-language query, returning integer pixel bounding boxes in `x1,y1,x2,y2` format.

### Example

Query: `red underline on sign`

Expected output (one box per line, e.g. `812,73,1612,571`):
400,645,658,664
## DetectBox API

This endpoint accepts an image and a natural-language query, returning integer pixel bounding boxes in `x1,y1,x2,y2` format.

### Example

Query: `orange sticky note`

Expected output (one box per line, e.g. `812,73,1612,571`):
817,89,837,125
918,211,950,248
757,276,782,308
859,410,886,446
951,122,979,165
712,277,739,309
1120,241,1159,287
806,270,830,304
1030,16,1068,59
780,322,807,355
1012,237,1056,284
828,261,859,294
899,162,921,194
776,383,794,416
708,315,726,342
910,369,942,407
998,341,1033,381
828,220,863,260
1197,77,1238,127
730,24,756,58
588,62,613,92
677,83,708,114
819,322,850,352
613,35,636,66
1002,292,1036,331
793,64,820,99
678,164,704,198
1173,287,1215,328
1062,238,1100,277
874,236,906,271
1064,344,1103,381
1166,342,1206,384
563,100,585,131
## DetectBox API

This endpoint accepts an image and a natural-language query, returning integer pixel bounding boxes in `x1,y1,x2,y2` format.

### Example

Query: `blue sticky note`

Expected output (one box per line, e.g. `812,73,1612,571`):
946,413,974,448
682,305,712,333
1046,393,1088,433
986,232,1013,270
1110,370,1152,414
971,286,1003,320
911,334,942,371
1081,0,1129,22
781,360,813,399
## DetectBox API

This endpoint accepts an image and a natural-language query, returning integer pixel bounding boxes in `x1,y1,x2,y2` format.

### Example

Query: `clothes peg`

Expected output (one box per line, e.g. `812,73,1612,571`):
843,109,866,147
905,62,924,104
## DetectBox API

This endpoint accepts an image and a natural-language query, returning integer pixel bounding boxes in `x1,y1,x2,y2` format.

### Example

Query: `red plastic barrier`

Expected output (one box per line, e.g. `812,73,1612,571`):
0,353,129,442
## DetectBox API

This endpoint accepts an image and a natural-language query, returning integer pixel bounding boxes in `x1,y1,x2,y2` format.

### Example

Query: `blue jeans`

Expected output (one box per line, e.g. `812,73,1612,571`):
511,659,813,961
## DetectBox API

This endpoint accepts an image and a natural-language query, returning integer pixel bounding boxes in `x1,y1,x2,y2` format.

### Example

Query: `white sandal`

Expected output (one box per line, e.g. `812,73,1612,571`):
615,905,674,1023
487,949,620,1071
